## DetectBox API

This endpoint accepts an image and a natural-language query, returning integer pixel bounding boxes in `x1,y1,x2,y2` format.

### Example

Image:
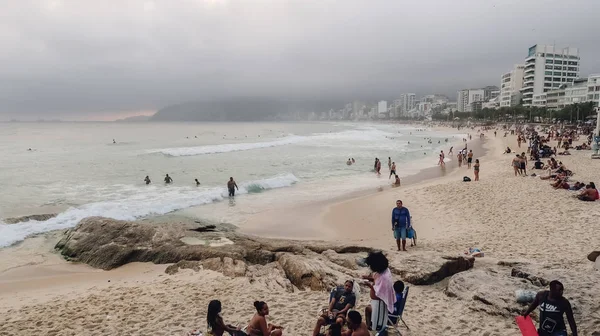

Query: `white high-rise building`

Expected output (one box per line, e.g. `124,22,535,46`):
588,74,600,106
500,64,525,107
399,93,416,116
378,100,388,114
457,89,484,112
520,44,580,107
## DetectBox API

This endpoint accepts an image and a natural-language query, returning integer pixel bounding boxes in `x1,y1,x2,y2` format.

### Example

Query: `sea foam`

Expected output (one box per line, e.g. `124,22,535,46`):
0,173,299,247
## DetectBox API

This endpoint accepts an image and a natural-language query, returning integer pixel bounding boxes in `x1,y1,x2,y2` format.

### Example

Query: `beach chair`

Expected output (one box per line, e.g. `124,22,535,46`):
318,282,361,334
375,286,410,336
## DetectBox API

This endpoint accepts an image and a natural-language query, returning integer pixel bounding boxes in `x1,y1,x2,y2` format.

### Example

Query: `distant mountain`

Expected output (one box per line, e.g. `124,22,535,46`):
150,98,340,122
115,115,151,122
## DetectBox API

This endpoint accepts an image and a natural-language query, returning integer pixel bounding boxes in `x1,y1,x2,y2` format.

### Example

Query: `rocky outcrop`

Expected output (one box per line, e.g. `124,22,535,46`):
4,213,57,224
445,269,539,317
55,217,374,270
55,217,480,293
388,251,475,285
165,260,202,275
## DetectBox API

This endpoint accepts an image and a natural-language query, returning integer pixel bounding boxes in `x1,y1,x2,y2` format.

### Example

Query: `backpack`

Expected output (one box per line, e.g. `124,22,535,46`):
463,176,471,182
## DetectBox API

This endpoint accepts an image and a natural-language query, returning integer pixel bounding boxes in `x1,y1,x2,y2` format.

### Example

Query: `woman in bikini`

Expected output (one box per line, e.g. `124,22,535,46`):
247,301,283,336
473,159,480,181
206,300,242,336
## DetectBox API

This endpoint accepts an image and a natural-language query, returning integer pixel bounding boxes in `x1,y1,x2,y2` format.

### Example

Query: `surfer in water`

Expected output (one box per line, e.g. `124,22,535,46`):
164,174,173,184
227,177,239,197
144,176,151,185
195,178,201,186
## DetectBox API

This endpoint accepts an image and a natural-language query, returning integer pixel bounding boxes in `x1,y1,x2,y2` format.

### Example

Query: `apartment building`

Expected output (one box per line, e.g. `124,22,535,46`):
520,44,580,106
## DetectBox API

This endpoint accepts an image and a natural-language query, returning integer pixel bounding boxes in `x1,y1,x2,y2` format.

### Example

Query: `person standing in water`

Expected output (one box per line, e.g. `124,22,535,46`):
387,157,392,171
164,174,173,184
449,147,453,157
195,179,201,186
144,176,151,185
227,177,239,197
113,139,116,144
376,159,382,176
389,162,396,179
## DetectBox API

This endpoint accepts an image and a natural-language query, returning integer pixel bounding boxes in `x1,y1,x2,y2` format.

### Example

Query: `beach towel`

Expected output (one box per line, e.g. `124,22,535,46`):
370,299,388,331
373,269,396,313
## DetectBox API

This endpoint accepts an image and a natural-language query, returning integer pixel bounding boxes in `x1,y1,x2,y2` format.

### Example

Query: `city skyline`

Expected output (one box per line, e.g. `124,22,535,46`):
2,0,600,121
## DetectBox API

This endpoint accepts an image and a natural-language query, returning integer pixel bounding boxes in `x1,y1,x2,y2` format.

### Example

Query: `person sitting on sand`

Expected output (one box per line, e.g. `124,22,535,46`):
534,159,545,170
558,150,571,155
247,301,283,336
551,178,570,190
393,174,401,187
206,300,242,336
576,183,599,202
327,323,342,336
503,147,512,154
569,182,585,191
362,251,395,331
312,280,356,336
342,311,370,336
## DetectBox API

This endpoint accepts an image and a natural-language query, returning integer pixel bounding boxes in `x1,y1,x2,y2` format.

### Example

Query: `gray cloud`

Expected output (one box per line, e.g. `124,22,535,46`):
1,0,599,119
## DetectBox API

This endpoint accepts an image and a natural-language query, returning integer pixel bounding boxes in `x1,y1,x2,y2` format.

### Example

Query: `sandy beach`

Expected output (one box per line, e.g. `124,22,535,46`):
1,128,599,336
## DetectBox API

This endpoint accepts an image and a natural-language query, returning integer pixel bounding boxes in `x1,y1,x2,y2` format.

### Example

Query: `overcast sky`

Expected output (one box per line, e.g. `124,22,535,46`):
1,0,599,120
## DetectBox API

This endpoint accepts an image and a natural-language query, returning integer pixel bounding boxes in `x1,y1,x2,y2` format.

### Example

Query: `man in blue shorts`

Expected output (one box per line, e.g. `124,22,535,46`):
392,200,411,251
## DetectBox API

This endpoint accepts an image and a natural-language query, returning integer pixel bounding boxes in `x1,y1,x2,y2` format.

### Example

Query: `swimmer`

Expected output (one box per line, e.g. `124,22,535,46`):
113,139,116,144
195,178,201,186
351,158,355,163
347,158,352,165
227,177,239,197
27,148,32,151
449,146,454,157
164,174,173,184
144,176,151,185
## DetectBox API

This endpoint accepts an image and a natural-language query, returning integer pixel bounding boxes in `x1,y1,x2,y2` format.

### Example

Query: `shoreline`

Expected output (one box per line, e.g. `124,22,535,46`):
239,130,484,240
2,126,599,335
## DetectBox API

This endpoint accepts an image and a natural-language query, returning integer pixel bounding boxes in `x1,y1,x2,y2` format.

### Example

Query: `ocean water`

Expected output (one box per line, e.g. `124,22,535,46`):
0,121,464,247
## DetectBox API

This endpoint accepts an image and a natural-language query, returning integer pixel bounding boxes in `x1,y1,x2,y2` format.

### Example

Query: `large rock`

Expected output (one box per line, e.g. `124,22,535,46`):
55,217,374,271
445,269,540,317
276,253,356,291
246,262,294,292
388,251,475,285
200,257,247,277
4,213,57,224
321,250,362,270
165,260,202,275
55,217,248,269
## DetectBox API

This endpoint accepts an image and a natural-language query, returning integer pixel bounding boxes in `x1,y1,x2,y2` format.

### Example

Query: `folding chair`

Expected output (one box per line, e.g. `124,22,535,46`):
375,286,410,336
318,282,360,335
